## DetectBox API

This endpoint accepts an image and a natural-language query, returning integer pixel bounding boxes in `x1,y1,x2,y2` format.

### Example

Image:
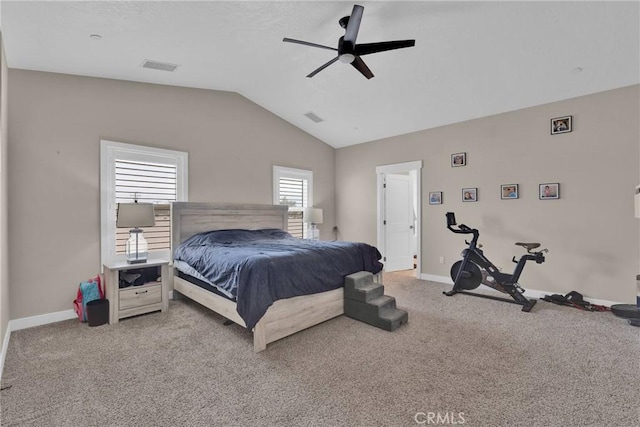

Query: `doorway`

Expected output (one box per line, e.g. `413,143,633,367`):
376,161,422,276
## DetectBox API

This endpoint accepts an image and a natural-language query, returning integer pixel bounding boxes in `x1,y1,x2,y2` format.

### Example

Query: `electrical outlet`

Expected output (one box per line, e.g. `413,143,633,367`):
439,256,445,264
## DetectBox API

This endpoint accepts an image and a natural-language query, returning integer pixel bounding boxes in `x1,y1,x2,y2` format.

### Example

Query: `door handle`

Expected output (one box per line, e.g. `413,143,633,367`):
409,225,415,229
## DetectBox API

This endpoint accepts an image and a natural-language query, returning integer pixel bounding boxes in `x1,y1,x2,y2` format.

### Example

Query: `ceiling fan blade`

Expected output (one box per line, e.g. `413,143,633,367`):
307,56,340,78
351,56,374,79
344,5,364,46
355,40,416,56
283,38,337,51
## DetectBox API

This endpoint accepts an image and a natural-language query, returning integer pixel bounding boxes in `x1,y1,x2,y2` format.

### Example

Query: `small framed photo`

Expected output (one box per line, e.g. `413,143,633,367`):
451,152,466,167
551,116,572,135
539,183,560,200
429,191,442,205
501,184,519,200
462,188,477,202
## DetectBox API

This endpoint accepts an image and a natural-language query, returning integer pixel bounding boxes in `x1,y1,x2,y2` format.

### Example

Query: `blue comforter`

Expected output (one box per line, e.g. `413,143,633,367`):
174,229,383,329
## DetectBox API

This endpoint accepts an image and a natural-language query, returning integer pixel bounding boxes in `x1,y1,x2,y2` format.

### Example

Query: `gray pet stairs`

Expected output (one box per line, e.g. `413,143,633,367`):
344,271,408,331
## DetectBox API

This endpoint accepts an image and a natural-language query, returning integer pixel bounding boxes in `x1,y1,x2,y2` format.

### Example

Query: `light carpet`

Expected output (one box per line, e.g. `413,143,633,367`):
1,272,638,426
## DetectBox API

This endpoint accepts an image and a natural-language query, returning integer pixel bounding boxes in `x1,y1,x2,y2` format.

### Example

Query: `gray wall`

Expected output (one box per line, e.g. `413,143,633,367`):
6,68,639,320
336,85,640,304
8,70,335,319
0,34,8,346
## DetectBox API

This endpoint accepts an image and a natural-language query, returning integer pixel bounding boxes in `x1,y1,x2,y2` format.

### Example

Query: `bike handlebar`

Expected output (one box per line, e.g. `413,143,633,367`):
446,212,478,236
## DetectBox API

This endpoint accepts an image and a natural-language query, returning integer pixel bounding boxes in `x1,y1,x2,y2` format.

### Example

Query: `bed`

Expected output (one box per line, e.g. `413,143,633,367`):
170,202,383,352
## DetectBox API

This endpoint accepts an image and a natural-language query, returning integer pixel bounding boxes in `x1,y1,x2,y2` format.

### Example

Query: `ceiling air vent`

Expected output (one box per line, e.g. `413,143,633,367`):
304,112,324,123
141,60,179,72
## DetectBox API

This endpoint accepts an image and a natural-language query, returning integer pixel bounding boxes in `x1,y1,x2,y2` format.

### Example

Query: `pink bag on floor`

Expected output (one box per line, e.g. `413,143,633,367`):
73,275,103,322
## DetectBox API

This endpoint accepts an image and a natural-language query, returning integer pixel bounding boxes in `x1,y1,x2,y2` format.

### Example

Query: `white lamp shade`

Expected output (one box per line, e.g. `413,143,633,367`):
304,207,323,224
116,203,156,228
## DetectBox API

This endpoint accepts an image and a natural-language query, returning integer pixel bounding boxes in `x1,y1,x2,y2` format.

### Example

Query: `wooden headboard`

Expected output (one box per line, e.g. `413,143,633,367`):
170,202,288,260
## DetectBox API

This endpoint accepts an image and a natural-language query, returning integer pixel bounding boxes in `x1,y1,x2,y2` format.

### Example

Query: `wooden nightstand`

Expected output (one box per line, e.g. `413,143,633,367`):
103,258,170,324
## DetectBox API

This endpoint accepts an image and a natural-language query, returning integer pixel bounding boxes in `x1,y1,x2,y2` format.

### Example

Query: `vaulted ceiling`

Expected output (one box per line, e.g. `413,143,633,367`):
2,1,638,148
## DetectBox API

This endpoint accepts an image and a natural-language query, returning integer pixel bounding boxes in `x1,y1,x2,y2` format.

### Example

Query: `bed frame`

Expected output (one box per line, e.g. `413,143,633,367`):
170,202,345,352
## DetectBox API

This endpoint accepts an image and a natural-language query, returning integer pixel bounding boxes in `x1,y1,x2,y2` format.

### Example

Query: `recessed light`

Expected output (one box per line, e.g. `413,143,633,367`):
90,34,102,40
573,67,583,73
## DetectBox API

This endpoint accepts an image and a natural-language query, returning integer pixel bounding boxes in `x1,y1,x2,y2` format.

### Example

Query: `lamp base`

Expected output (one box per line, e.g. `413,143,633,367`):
125,228,149,265
309,224,319,241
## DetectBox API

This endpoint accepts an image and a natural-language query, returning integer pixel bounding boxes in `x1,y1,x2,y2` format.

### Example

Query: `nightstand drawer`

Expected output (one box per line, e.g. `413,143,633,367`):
104,259,169,324
119,283,161,310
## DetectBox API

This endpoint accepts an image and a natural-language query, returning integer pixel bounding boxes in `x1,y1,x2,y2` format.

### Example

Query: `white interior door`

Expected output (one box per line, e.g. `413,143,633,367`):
384,173,414,272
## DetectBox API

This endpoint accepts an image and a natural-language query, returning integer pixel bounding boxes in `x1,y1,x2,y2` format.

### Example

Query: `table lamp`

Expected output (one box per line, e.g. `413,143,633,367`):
303,207,323,240
116,202,155,264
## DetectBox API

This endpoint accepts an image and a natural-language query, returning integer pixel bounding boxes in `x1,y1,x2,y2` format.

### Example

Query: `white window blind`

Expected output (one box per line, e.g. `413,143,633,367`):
273,166,313,239
115,160,177,254
100,140,188,265
278,177,307,238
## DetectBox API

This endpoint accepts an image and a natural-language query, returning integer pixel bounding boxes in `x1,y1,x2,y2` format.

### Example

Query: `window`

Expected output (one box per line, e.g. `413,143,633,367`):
273,166,313,238
101,140,188,265
114,160,175,255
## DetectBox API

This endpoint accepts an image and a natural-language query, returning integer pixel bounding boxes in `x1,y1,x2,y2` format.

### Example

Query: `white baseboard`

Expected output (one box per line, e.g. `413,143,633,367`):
9,309,77,332
420,273,626,307
421,273,452,284
0,326,10,383
0,309,77,382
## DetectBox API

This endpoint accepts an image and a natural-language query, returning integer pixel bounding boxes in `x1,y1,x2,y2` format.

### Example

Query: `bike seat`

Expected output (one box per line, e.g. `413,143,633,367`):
515,242,540,251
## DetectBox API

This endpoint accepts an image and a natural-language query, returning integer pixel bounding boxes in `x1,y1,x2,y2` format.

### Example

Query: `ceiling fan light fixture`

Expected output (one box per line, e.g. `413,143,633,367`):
283,4,415,79
339,53,355,63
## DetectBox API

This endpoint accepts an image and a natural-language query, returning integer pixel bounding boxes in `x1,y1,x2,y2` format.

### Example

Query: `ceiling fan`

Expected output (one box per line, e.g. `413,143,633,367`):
283,4,415,79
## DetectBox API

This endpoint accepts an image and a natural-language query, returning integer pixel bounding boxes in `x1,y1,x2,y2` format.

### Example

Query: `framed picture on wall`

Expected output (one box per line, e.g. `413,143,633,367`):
539,183,560,200
451,152,466,167
462,188,477,202
551,116,572,135
501,184,519,200
429,191,442,205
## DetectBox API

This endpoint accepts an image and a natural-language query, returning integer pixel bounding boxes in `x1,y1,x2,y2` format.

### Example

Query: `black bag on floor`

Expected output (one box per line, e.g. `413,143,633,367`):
541,291,608,311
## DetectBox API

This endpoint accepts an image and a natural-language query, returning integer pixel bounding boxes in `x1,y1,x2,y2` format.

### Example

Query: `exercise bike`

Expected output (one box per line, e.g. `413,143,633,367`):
444,212,548,312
